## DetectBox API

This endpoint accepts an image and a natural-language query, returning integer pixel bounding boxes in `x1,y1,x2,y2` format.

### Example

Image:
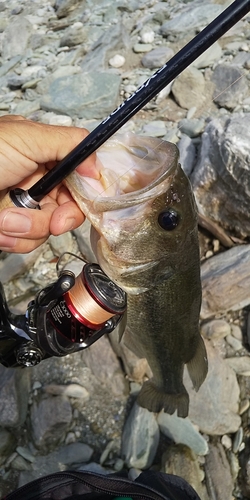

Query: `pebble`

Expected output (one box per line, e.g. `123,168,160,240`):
201,319,231,340
177,134,196,176
171,67,206,110
221,435,232,450
141,46,174,69
211,64,248,109
226,334,242,352
178,118,205,138
109,54,125,68
133,43,153,53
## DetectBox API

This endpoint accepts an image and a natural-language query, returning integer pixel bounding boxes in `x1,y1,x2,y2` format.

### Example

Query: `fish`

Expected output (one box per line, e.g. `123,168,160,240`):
65,132,208,418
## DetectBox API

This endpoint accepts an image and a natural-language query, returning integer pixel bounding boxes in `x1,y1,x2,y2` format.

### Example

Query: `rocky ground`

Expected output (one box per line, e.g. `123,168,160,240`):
0,0,250,498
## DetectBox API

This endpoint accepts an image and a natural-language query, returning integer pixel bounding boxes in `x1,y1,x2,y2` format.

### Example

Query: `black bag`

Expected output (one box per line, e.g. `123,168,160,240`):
2,470,202,500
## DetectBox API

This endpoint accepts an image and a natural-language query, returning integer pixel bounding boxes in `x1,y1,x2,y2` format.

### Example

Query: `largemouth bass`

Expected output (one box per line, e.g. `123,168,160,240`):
65,133,208,418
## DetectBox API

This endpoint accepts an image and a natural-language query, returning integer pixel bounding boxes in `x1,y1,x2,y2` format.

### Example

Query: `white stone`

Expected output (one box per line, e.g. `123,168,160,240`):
141,31,155,44
109,54,125,68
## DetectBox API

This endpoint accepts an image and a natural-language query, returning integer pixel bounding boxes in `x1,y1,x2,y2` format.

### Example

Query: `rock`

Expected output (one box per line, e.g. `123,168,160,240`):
109,329,152,383
80,23,127,72
192,114,250,238
192,41,222,69
178,135,196,177
184,340,241,435
200,245,250,318
0,429,16,465
224,356,250,376
178,118,205,138
49,232,74,256
160,3,223,35
81,335,129,398
122,402,159,469
0,246,44,284
171,67,206,110
0,366,30,427
205,443,234,500
40,72,121,119
162,444,209,500
55,0,80,18
141,120,166,137
59,25,88,47
109,54,125,68
133,43,153,53
158,412,208,456
141,46,174,69
201,319,231,340
226,334,242,352
18,442,94,486
2,17,33,59
30,395,72,449
44,383,89,401
211,64,249,109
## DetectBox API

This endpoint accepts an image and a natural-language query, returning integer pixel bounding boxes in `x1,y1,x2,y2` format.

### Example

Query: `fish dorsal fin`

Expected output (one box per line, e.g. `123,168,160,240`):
187,335,208,391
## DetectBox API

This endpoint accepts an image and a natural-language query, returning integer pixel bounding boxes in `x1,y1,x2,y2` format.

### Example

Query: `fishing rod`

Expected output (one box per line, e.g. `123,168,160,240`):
0,0,249,210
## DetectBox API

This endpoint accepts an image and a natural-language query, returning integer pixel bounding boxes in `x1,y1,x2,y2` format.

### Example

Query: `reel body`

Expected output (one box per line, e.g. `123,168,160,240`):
0,263,127,368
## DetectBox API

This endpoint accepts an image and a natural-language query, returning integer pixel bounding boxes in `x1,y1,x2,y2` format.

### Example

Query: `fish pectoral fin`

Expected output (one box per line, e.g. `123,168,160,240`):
137,380,189,418
187,335,208,392
123,326,146,358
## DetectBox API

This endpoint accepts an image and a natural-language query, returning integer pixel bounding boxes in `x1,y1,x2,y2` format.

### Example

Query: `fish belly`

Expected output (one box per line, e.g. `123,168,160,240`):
124,271,207,418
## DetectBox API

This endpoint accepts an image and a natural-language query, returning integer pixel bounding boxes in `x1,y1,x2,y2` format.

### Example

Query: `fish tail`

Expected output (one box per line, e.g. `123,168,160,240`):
187,335,208,391
137,380,189,418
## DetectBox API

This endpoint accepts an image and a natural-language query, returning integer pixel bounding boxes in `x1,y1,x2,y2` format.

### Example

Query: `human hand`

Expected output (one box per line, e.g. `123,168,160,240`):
0,115,98,253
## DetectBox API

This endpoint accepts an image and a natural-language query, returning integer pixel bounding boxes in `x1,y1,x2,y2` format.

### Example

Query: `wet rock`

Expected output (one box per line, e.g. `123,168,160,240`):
141,46,174,69
171,67,206,110
122,402,159,469
162,444,209,500
2,17,33,59
211,64,249,109
40,72,121,119
158,412,208,456
0,366,30,427
201,245,250,318
192,114,250,238
184,340,241,435
205,443,234,500
30,395,72,449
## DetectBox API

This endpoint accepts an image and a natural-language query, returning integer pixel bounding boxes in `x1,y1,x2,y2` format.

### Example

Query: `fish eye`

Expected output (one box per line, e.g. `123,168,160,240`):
158,209,179,231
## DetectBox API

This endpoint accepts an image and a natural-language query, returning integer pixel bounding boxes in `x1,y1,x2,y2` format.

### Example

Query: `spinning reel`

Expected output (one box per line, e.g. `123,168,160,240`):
0,256,127,368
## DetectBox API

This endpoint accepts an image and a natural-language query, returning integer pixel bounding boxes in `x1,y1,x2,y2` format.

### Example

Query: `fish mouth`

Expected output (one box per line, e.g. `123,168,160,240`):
66,132,179,212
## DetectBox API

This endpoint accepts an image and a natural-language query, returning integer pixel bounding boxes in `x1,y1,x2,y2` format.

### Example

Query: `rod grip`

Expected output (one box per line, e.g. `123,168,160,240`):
0,192,16,211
